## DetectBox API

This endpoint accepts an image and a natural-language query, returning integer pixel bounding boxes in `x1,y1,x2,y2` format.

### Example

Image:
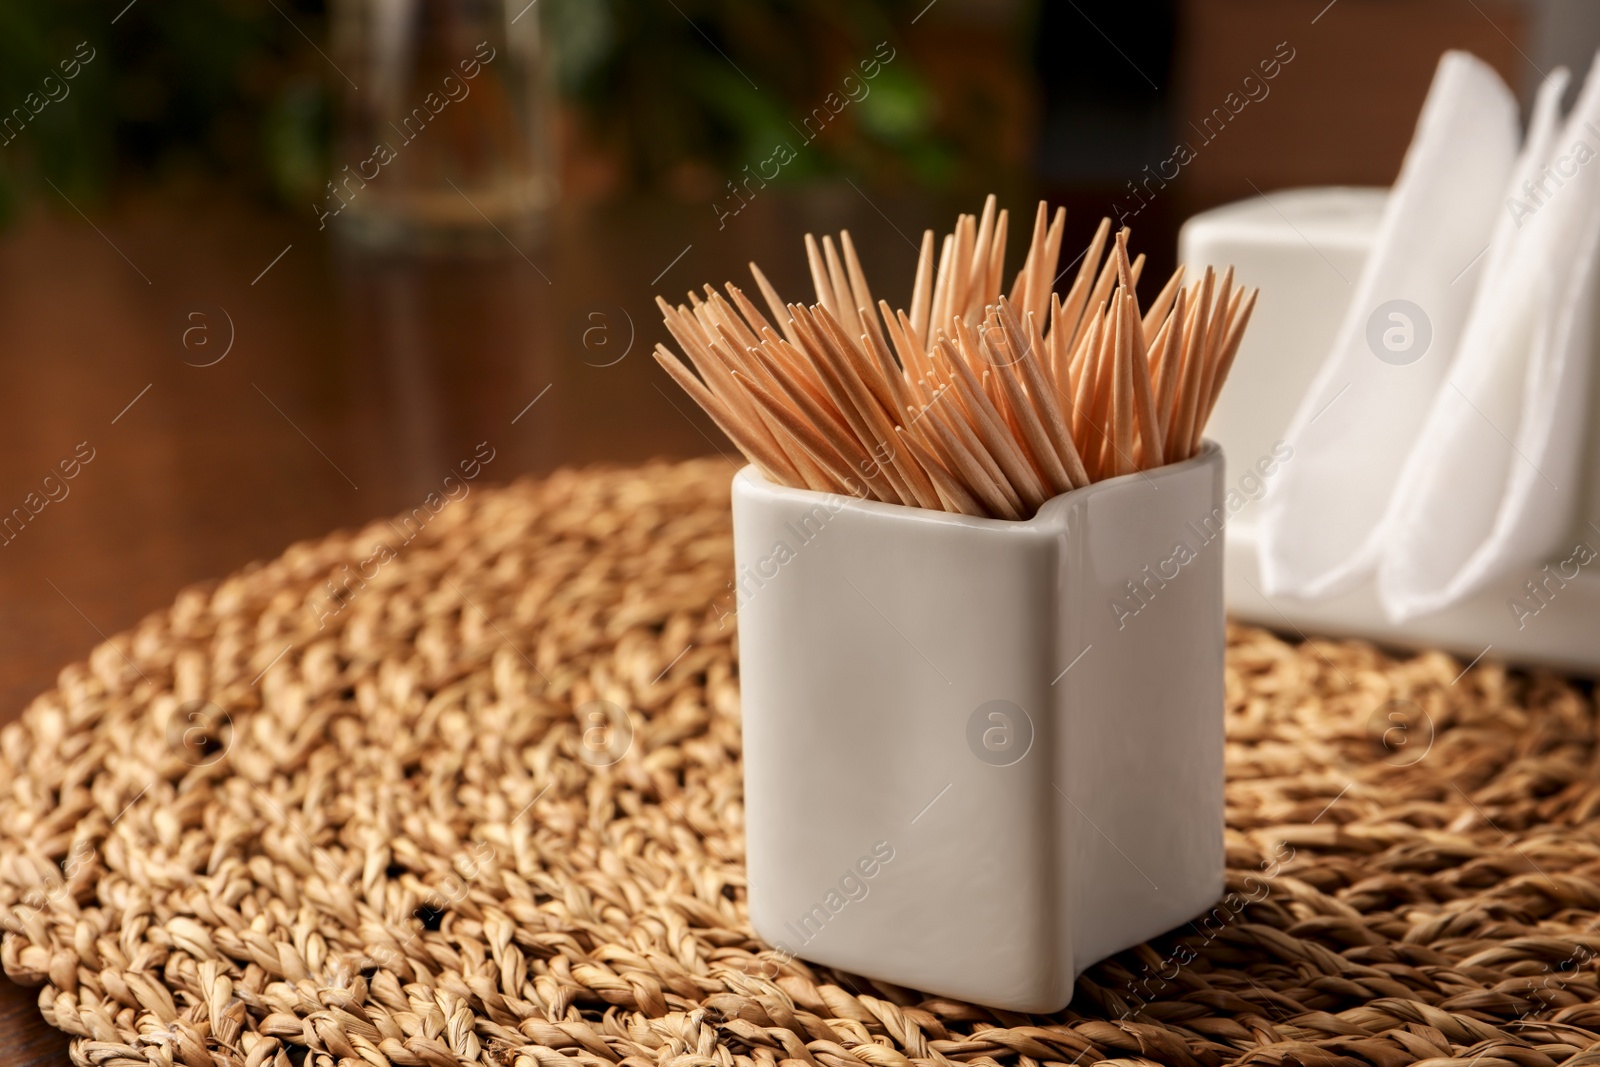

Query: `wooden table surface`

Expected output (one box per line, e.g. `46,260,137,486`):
0,184,1100,1056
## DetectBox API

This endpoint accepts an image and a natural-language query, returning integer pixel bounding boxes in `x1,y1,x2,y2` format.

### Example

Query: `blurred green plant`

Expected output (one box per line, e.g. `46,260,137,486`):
0,0,331,225
543,0,955,190
0,0,973,226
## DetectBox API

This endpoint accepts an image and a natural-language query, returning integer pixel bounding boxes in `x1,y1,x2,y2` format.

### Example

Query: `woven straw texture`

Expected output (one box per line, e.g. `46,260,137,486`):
1,458,1598,1067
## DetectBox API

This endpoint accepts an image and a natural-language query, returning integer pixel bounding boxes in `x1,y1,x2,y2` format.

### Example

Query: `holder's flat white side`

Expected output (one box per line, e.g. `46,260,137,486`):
735,475,1064,1009
733,445,1225,1013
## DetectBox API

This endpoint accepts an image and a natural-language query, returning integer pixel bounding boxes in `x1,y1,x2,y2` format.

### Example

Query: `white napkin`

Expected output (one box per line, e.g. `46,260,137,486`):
1258,52,1520,599
1378,59,1599,620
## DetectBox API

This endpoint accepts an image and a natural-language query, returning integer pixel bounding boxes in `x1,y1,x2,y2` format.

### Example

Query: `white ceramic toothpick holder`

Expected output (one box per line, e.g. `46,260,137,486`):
733,442,1227,1012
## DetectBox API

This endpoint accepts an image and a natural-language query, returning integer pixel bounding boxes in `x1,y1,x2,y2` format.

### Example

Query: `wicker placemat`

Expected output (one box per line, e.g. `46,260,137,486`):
1,458,1597,1067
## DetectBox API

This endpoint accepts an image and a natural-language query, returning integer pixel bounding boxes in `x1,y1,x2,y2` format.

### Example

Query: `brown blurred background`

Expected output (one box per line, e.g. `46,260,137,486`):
0,0,1570,730
3,0,1589,1053
0,0,1574,729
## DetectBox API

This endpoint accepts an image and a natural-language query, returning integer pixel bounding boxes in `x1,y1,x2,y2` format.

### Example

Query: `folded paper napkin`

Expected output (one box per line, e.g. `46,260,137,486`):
1260,51,1599,620
1379,60,1600,620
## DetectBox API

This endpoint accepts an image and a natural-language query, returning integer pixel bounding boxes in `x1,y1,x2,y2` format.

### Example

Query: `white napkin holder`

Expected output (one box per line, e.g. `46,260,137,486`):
1181,187,1600,672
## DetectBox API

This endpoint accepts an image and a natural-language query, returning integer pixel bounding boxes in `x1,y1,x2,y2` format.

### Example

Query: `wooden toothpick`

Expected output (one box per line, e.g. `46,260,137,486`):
655,200,1252,516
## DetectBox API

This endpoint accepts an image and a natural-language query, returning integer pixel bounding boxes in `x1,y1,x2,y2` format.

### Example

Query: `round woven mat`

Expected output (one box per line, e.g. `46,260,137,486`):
2,459,1598,1067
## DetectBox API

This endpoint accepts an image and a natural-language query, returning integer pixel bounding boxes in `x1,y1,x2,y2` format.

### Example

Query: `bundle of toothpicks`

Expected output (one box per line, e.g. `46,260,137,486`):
655,196,1256,519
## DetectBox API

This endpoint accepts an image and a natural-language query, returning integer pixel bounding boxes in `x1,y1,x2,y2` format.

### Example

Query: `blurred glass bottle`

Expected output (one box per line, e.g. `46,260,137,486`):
328,0,554,250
